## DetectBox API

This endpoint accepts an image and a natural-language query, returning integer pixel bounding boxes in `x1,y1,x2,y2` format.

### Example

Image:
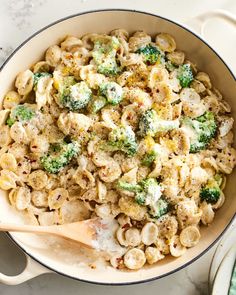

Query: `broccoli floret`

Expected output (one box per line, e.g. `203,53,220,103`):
99,82,123,105
139,109,179,137
119,177,168,219
136,44,165,65
40,141,80,174
200,179,221,204
6,118,15,127
88,96,107,113
60,81,92,111
165,60,177,72
139,178,158,190
117,181,142,193
135,192,146,205
97,58,120,76
6,104,35,126
142,150,157,166
142,143,160,166
139,109,158,137
149,197,169,219
182,111,217,153
177,64,194,88
34,72,52,86
105,125,138,156
58,76,76,90
92,37,121,77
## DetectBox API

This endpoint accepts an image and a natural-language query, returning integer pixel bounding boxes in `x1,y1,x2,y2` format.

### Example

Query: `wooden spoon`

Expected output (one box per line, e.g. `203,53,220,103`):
0,218,119,250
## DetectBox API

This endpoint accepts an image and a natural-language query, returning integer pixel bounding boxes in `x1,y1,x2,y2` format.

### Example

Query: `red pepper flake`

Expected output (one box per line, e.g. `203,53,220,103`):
122,223,131,230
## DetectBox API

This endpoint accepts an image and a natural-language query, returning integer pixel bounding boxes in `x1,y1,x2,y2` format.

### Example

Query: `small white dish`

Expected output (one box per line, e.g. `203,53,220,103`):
212,245,236,295
209,221,236,290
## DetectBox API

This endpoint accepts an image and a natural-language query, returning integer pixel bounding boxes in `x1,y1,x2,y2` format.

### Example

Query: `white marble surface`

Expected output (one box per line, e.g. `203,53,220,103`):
0,0,235,294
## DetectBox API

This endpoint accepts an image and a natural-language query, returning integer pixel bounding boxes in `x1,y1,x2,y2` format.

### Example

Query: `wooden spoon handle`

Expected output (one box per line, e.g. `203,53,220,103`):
0,223,57,235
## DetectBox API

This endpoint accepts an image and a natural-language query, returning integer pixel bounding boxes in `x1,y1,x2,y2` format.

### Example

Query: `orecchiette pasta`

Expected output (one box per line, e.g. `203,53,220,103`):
0,153,17,171
48,188,68,210
0,28,235,271
123,248,146,270
3,91,21,109
45,45,62,67
155,33,176,52
141,222,158,246
15,70,34,96
14,187,31,211
31,191,48,208
125,227,141,247
169,236,187,257
179,226,201,247
145,246,164,264
27,170,48,190
0,126,12,147
0,170,18,190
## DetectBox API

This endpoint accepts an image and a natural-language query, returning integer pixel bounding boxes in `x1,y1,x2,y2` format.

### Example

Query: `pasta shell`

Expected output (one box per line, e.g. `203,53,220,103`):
3,91,21,109
59,200,90,223
48,188,68,210
15,70,34,95
145,247,164,264
169,235,186,257
179,226,201,247
0,170,18,190
98,160,121,182
45,45,62,67
15,187,31,211
141,222,158,246
155,33,176,52
0,153,17,171
124,248,146,270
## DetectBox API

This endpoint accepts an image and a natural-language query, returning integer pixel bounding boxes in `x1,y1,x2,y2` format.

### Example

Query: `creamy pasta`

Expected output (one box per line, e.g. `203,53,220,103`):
0,29,236,270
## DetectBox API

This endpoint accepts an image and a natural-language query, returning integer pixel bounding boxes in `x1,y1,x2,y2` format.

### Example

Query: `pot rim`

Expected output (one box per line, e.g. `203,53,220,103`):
1,8,236,286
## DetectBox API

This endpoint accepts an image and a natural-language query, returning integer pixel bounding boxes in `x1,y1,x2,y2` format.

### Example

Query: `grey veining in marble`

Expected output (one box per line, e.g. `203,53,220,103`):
7,0,47,29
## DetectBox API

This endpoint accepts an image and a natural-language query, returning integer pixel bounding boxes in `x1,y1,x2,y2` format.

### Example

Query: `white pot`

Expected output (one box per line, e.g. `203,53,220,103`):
0,9,235,286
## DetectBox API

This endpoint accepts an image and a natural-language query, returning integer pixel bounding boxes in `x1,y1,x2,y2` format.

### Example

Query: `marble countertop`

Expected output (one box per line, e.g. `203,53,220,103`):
0,0,235,294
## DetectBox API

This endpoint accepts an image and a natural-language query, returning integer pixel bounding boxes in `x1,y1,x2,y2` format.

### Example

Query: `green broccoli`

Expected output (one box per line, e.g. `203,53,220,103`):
118,178,169,218
139,178,169,218
139,109,179,137
142,150,157,166
60,81,92,111
105,125,138,156
142,144,160,167
200,178,221,204
33,72,52,86
97,57,120,77
117,181,142,193
99,82,123,105
181,111,217,153
6,118,15,127
87,96,107,113
40,141,80,174
6,104,35,127
135,192,146,205
92,37,121,77
165,60,177,72
136,44,165,65
149,197,169,219
177,64,194,88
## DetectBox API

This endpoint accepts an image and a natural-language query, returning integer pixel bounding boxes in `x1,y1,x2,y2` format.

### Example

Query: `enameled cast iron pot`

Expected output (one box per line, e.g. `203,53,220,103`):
0,9,236,286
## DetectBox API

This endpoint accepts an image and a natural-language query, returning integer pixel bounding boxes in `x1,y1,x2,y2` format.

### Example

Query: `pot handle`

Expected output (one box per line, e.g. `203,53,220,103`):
0,255,51,285
184,9,236,37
